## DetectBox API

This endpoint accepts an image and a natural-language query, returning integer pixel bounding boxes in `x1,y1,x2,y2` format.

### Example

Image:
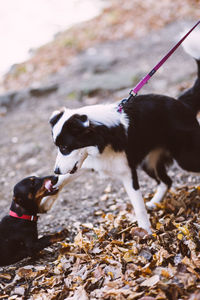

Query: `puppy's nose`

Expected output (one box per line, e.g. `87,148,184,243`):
54,167,61,174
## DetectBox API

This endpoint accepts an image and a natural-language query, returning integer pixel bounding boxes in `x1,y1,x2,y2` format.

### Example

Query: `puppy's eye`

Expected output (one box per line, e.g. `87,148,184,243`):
59,146,71,155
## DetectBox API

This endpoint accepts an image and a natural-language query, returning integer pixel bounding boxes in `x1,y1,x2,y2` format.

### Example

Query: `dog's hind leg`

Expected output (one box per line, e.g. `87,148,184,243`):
146,162,172,209
122,168,151,233
142,149,172,209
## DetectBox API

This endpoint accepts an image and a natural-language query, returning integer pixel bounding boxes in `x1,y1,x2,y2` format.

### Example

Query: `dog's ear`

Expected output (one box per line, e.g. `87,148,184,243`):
49,110,64,127
74,114,89,128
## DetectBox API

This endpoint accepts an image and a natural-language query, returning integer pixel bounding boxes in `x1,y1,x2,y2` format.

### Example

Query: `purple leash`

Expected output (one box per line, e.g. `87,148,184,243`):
118,19,200,112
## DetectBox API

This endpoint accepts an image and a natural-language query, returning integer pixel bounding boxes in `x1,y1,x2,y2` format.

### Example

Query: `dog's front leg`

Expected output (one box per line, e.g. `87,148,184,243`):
25,229,68,256
122,169,152,234
25,236,53,257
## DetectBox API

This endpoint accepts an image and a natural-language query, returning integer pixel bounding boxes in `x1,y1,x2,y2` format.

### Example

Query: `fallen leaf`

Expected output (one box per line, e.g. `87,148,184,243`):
141,275,160,287
0,273,12,280
67,286,89,300
131,227,148,238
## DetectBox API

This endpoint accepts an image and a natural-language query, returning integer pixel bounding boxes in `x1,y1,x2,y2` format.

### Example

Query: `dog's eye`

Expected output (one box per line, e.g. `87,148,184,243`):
59,146,71,155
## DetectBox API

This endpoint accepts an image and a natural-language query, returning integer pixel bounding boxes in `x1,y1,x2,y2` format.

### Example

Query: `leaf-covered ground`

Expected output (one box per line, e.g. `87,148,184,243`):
1,186,200,300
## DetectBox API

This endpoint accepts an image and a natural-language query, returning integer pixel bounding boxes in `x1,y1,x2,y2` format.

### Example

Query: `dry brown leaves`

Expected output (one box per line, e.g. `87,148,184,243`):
3,0,200,91
1,186,200,299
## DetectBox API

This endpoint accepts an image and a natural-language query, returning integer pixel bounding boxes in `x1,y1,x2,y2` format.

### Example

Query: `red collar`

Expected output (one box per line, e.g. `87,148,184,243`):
9,210,38,222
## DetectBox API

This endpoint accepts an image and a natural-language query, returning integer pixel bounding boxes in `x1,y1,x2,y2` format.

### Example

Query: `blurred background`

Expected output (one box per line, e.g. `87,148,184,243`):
0,0,199,92
0,0,106,89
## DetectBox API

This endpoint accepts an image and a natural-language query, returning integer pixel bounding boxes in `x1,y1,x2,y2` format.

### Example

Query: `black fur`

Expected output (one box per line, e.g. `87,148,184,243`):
50,111,64,127
125,94,199,162
123,93,200,187
55,116,127,155
0,175,67,266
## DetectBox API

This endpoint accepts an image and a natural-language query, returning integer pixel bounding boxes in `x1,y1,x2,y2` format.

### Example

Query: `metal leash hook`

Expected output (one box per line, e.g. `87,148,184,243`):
117,99,127,113
117,19,200,113
117,90,137,112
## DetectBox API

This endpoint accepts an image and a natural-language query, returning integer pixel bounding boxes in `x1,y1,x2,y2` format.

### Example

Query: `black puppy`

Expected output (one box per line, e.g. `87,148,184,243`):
0,175,66,266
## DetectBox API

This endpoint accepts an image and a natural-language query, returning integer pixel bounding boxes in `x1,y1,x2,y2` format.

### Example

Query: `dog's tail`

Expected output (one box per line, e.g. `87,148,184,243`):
178,27,200,114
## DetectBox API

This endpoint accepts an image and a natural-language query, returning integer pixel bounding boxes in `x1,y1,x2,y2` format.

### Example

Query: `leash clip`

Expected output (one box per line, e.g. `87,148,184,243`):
129,89,137,97
117,92,137,113
117,98,128,113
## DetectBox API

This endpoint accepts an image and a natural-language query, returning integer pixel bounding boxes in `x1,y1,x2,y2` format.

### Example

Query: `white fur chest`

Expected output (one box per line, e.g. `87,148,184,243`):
83,146,130,179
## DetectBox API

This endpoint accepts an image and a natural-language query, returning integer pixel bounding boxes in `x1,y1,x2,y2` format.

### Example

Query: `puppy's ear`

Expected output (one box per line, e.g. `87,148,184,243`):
49,109,64,127
75,114,89,128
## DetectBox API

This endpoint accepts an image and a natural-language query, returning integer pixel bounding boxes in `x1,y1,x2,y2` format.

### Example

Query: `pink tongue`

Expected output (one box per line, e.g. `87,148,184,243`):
45,180,52,192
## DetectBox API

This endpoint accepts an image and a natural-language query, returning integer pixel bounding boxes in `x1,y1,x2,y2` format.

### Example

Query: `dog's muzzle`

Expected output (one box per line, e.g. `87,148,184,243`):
54,167,61,175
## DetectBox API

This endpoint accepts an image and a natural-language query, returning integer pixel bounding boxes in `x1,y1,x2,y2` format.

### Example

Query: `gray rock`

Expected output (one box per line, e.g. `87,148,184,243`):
78,68,141,95
30,83,58,97
0,106,7,116
0,89,29,108
0,91,17,107
72,47,117,74
58,66,142,98
13,89,29,104
0,83,58,111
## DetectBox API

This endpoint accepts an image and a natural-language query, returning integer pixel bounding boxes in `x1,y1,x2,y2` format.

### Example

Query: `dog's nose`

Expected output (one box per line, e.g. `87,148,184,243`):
54,167,61,174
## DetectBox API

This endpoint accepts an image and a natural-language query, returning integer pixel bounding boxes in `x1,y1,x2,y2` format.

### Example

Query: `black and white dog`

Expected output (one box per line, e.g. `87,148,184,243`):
49,30,200,233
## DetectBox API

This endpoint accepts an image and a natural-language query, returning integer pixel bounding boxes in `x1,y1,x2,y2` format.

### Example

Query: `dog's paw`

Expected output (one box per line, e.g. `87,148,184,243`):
50,228,69,243
38,206,48,214
137,220,152,235
146,201,156,210
131,227,151,238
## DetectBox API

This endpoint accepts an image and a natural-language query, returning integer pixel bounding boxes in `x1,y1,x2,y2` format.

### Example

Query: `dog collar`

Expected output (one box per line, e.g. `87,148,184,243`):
9,210,38,222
